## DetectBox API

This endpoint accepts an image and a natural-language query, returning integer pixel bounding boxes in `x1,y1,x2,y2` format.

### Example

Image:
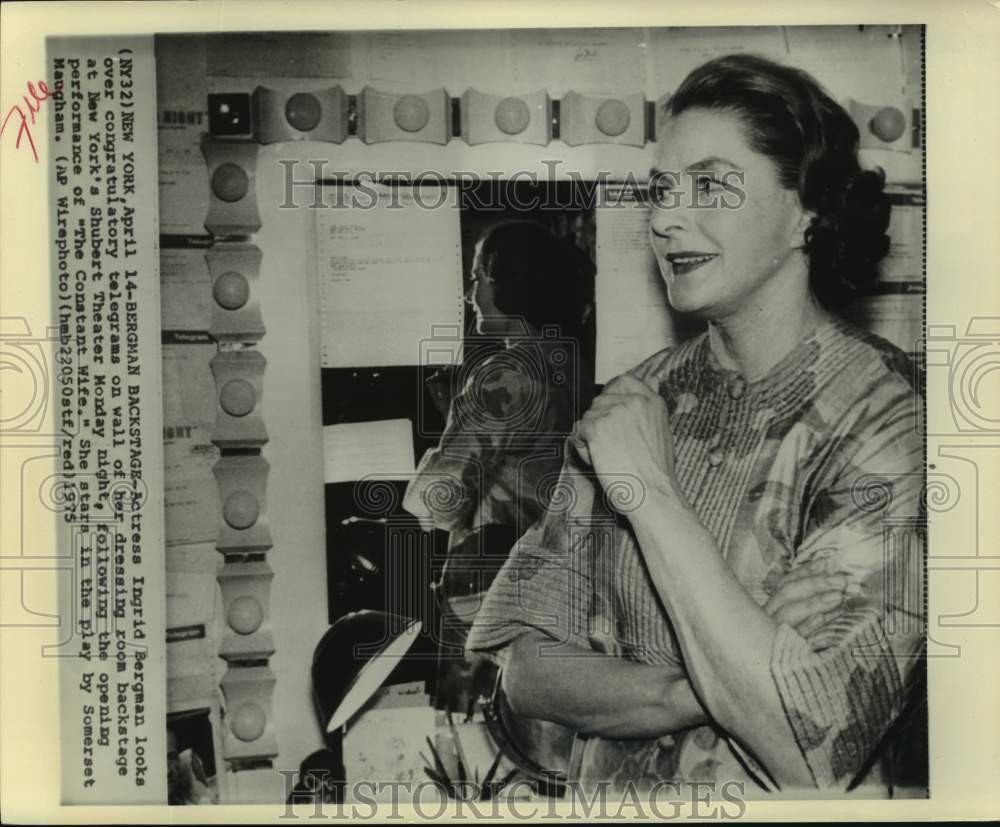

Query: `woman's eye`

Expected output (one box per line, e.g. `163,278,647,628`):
649,180,678,206
693,173,723,193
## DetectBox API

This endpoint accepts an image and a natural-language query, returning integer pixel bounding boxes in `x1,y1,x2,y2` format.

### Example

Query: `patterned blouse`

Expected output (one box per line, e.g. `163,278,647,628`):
466,316,925,794
404,336,592,554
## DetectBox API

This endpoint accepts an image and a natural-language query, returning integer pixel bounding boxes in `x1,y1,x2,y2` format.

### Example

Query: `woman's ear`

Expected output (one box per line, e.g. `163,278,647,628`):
790,204,816,250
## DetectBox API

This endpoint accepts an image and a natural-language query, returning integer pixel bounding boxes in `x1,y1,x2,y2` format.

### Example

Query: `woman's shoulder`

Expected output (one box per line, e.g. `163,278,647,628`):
466,342,569,392
834,316,916,377
814,318,922,410
461,339,585,418
792,319,923,470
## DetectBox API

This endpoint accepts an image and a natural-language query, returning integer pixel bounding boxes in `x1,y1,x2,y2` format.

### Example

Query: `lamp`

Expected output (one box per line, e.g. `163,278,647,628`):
290,611,424,805
312,609,424,734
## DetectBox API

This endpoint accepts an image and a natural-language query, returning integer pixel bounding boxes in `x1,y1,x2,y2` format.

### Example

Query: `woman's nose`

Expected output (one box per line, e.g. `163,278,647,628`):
648,192,694,239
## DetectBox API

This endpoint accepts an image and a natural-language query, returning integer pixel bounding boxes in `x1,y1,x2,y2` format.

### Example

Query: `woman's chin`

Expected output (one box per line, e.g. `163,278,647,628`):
665,284,709,317
476,317,509,336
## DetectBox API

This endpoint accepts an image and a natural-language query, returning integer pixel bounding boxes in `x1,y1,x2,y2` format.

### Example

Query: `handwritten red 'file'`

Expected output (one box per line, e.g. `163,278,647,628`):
2,80,52,162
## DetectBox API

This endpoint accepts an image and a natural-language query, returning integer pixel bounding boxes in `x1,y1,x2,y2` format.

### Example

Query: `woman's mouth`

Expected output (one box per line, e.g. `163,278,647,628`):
665,252,718,276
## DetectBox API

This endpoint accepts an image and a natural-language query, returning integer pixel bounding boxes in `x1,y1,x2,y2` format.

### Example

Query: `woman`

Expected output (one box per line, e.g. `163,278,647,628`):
403,220,596,620
467,54,925,795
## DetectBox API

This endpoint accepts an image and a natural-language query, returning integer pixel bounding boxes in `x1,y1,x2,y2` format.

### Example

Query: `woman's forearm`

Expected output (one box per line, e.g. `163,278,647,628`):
629,491,814,788
503,632,707,739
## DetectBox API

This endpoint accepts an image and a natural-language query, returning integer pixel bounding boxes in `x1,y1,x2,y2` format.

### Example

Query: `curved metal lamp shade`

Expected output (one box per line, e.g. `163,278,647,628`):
311,610,423,735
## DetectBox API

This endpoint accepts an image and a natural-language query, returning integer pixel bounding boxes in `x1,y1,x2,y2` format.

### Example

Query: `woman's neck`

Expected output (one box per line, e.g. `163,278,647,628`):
707,276,832,381
503,320,541,349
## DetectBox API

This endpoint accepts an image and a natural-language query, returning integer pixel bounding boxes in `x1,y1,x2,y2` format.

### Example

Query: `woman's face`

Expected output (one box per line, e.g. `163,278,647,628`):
648,107,809,321
467,240,507,335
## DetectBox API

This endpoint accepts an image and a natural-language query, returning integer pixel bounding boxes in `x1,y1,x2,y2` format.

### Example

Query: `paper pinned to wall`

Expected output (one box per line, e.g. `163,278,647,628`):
162,343,222,548
161,249,212,332
323,418,415,484
882,203,924,282
647,26,787,95
364,29,646,95
316,184,465,368
508,28,647,95
594,187,680,382
848,293,924,355
366,30,512,91
204,32,354,78
782,25,908,102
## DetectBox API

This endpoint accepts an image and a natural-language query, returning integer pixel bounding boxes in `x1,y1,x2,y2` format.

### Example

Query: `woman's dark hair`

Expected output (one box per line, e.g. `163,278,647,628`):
476,220,595,336
665,53,891,311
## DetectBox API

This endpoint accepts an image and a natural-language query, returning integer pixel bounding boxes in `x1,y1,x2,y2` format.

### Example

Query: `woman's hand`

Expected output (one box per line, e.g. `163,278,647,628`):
764,561,852,641
652,566,850,750
572,374,685,511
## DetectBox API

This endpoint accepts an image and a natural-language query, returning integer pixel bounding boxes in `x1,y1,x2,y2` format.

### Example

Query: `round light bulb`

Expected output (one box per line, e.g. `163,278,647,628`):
228,595,264,634
231,703,266,742
220,379,256,417
210,163,249,203
870,106,906,143
595,99,631,136
213,271,250,310
393,95,430,132
223,490,260,529
285,92,322,132
495,97,530,135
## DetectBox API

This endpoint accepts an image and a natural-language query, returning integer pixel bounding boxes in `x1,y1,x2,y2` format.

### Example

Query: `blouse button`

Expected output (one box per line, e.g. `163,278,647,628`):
707,432,723,450
707,448,724,467
727,375,747,400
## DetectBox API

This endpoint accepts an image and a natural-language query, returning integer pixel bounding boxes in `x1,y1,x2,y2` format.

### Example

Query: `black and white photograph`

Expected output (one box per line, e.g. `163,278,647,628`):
3,2,1000,822
153,23,928,805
